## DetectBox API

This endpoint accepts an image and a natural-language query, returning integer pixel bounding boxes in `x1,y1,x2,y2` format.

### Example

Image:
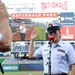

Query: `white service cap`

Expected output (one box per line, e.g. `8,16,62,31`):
50,20,62,29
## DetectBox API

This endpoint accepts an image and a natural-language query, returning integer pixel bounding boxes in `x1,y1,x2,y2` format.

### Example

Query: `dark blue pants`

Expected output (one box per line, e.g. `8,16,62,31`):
20,33,25,41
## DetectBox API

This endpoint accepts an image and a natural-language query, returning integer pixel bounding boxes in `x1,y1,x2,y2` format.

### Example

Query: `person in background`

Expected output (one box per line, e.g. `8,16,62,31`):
0,0,12,74
28,20,75,75
19,22,26,41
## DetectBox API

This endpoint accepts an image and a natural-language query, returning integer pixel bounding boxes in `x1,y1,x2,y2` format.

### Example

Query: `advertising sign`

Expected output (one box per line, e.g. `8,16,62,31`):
2,64,19,72
61,26,75,40
60,12,74,25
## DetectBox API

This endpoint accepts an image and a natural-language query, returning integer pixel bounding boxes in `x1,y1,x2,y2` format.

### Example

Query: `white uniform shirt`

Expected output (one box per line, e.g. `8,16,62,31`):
19,25,26,33
34,40,75,74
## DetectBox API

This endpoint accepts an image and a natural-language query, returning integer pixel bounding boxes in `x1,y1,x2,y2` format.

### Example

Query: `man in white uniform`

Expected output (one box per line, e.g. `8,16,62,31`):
28,20,75,75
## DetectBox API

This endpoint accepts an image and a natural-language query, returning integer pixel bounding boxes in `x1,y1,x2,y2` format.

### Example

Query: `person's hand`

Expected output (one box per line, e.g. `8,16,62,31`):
0,0,12,52
0,0,8,21
30,29,37,40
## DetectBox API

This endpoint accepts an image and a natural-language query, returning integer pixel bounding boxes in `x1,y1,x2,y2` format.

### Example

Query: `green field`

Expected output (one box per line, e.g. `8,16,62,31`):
34,26,46,40
0,71,71,75
0,71,43,75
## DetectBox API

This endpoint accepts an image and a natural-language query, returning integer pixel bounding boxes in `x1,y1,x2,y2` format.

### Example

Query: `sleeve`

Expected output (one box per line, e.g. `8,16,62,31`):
34,48,42,59
33,45,45,59
67,44,75,64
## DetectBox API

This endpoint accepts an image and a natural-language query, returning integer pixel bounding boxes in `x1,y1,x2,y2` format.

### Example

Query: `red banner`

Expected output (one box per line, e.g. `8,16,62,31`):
11,13,58,18
61,26,75,40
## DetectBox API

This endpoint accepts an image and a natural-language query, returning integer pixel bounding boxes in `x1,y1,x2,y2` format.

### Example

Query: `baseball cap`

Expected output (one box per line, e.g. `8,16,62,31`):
47,20,62,34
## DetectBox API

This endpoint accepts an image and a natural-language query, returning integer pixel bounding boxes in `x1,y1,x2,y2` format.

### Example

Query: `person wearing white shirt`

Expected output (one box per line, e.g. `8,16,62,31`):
19,22,26,41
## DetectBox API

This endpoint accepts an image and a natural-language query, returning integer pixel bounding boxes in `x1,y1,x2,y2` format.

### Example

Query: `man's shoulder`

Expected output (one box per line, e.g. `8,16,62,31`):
61,41,72,47
62,41,70,44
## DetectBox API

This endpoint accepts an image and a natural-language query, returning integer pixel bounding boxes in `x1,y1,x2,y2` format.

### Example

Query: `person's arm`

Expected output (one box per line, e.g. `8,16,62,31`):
71,64,75,75
28,39,35,58
28,29,37,58
0,0,12,52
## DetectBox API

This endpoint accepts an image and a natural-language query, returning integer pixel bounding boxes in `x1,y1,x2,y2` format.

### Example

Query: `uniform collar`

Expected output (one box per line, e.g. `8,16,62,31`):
56,40,62,47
